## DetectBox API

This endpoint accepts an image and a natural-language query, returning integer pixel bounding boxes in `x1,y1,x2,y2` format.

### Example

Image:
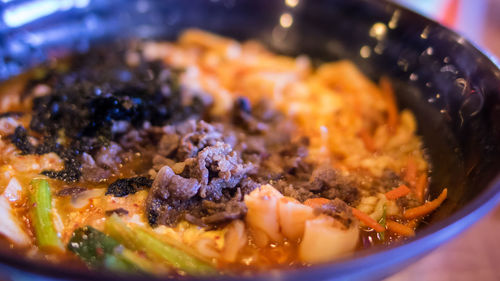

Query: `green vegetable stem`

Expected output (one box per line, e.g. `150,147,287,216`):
30,179,63,252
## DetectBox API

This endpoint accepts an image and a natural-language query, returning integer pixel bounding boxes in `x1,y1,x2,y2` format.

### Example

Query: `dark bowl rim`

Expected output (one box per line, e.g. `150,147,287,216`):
0,0,499,280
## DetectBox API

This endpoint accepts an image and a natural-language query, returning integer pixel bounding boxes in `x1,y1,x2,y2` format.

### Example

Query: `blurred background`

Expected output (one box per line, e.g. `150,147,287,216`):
395,0,500,58
391,0,500,280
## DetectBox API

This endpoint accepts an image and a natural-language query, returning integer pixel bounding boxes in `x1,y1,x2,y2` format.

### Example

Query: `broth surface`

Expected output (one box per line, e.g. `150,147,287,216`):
0,30,446,276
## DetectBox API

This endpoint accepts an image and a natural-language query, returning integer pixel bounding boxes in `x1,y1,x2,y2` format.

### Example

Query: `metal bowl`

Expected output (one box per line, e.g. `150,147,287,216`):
0,0,499,280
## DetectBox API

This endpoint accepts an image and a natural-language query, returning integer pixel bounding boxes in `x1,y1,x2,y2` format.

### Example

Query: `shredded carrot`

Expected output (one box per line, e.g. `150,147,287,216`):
404,188,448,219
386,220,415,236
405,219,418,229
304,198,330,208
359,128,376,152
385,184,411,200
352,208,385,232
379,77,399,134
415,174,428,202
404,156,417,187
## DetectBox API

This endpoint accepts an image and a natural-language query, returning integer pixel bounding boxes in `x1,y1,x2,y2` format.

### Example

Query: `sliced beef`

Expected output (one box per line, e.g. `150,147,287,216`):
158,133,180,157
56,186,87,197
152,155,173,171
152,166,200,200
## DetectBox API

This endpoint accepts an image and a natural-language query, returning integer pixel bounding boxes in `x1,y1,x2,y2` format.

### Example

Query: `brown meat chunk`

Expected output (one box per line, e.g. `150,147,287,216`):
151,165,200,200
56,186,86,197
158,133,179,157
105,208,129,216
313,198,354,228
232,97,269,133
95,142,123,169
176,121,223,159
146,141,255,227
183,142,254,200
80,153,111,183
200,189,247,224
309,165,361,205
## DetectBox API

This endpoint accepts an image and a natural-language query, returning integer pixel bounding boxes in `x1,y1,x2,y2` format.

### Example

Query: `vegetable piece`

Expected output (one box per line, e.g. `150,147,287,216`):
404,157,417,186
30,179,63,252
304,197,331,208
386,220,415,236
369,194,387,221
385,185,411,200
121,248,166,274
222,220,247,262
378,204,387,241
359,128,376,152
404,188,448,219
105,214,215,276
0,195,30,246
68,226,161,274
278,197,314,240
4,177,23,202
68,226,130,270
351,208,385,232
415,174,428,202
244,184,283,246
299,215,359,264
379,76,399,134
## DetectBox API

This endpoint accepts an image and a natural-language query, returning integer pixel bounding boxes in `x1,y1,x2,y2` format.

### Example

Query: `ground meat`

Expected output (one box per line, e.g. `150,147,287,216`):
80,153,111,183
201,189,247,224
372,169,404,193
176,121,223,159
396,196,422,210
152,155,173,171
106,176,153,197
9,46,209,182
276,181,315,202
151,166,200,200
182,142,254,200
94,142,122,169
232,97,269,133
119,129,144,149
146,138,255,227
313,198,354,228
308,166,361,205
273,164,361,206
158,133,180,157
